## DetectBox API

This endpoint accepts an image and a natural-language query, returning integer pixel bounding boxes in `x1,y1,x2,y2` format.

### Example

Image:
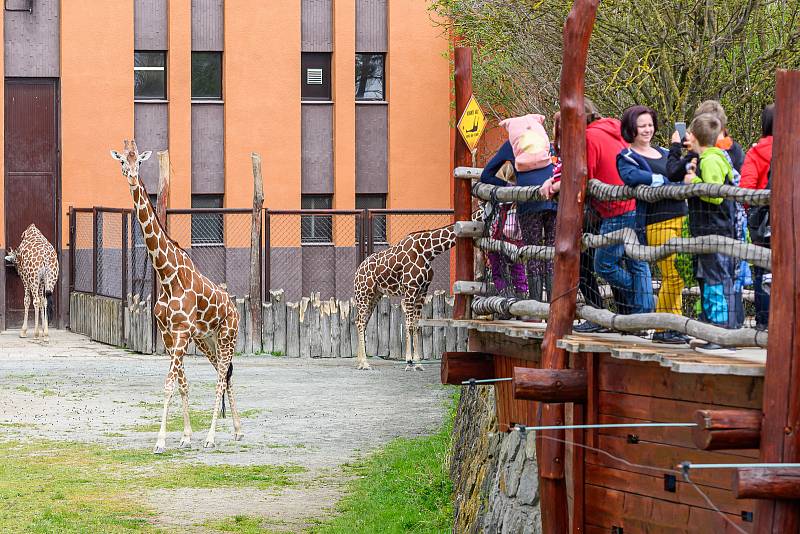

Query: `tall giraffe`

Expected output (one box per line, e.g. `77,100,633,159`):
353,223,457,371
5,224,59,340
110,140,241,453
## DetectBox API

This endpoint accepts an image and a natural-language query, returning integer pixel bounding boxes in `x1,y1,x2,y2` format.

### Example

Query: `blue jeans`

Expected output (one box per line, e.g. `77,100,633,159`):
753,266,770,329
594,212,654,314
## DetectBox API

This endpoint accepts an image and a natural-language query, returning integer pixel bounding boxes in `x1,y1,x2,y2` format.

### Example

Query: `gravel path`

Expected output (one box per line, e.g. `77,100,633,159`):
0,329,450,531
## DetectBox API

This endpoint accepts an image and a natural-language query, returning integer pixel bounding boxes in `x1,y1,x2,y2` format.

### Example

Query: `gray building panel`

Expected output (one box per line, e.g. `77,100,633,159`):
301,104,334,195
301,0,332,52
192,0,224,51
335,247,359,299
302,246,336,299
356,0,387,52
135,0,168,50
355,104,388,194
191,104,225,194
4,0,60,77
134,103,169,194
270,248,303,301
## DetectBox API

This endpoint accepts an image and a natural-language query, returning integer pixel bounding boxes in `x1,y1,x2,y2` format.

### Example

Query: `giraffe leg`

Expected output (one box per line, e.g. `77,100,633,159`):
412,298,425,371
20,290,30,338
401,298,415,371
40,293,49,341
154,332,189,454
355,291,379,370
205,323,238,448
32,283,42,339
226,378,243,441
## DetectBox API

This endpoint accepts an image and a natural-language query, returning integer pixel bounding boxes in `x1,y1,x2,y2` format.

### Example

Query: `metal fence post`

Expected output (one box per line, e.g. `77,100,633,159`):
121,211,128,304
264,209,271,296
68,207,75,295
92,207,98,296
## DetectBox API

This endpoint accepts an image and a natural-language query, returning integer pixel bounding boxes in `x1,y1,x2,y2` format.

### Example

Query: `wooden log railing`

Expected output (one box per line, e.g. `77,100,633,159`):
513,368,587,403
692,409,762,451
737,469,800,500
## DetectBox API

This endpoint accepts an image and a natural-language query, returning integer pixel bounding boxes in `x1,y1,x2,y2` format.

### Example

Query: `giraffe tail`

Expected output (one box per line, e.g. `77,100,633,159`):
38,266,55,319
221,362,234,418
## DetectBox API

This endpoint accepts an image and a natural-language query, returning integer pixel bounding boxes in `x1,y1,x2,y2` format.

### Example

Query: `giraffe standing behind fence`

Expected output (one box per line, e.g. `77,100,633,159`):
110,140,241,454
353,223,458,371
5,224,59,340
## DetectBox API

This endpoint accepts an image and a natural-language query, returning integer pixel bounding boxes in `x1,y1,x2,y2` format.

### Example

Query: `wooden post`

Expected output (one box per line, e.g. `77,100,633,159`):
751,70,800,533
737,469,800,500
513,368,587,403
537,4,599,534
250,153,265,352
155,150,170,227
440,351,494,385
692,409,762,451
453,47,474,320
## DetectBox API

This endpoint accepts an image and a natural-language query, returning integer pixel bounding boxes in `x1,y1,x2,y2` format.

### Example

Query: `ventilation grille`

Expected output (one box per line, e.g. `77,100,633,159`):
306,68,323,85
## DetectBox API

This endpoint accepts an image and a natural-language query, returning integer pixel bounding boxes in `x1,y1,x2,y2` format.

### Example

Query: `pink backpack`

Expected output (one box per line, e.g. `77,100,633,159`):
499,114,551,172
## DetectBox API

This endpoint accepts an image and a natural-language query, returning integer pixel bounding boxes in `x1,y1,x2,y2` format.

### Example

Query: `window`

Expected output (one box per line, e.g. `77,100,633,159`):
135,51,167,100
191,195,224,245
356,194,387,243
301,52,332,101
301,194,333,244
355,53,385,101
192,52,222,100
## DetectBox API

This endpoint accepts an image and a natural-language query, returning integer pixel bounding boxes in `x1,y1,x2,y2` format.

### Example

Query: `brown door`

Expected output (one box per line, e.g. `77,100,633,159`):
4,79,59,327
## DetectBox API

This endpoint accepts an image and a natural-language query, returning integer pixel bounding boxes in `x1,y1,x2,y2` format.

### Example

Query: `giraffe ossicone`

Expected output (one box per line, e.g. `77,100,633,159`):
111,139,241,454
353,222,459,371
6,224,59,340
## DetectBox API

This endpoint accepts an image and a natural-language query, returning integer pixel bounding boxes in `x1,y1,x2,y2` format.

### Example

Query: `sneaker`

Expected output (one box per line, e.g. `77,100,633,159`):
573,321,609,334
693,342,736,355
652,330,689,345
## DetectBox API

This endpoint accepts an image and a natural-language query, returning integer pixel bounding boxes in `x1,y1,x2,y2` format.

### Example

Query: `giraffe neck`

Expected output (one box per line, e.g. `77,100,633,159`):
420,225,457,259
126,172,178,283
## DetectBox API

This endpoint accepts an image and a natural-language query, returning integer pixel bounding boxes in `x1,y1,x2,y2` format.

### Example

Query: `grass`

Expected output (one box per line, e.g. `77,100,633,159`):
0,440,305,533
130,408,261,433
203,515,286,533
308,389,457,534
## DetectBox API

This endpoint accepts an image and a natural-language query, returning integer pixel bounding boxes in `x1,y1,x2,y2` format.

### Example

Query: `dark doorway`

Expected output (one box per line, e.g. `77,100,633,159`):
4,79,60,328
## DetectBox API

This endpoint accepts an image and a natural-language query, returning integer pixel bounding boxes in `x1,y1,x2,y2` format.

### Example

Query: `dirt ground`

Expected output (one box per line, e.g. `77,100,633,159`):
0,329,450,532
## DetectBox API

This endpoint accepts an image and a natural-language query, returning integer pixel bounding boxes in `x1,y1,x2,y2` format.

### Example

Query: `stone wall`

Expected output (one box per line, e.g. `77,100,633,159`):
450,385,541,533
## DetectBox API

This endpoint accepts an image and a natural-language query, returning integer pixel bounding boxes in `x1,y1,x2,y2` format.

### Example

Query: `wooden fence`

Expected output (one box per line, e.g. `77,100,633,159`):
70,289,467,359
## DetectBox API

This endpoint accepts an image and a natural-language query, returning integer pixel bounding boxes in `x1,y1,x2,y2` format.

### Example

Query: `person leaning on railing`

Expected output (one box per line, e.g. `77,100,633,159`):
616,105,689,344
682,114,739,355
740,103,774,330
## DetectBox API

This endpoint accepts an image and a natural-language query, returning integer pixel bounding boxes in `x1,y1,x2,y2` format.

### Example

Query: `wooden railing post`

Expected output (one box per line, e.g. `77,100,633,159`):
453,47,474,320
537,3,600,534
751,69,800,532
250,153,265,350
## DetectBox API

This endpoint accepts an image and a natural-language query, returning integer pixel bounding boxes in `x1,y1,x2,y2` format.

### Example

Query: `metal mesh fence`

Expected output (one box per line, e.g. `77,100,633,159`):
72,210,94,293
167,209,254,298
96,210,126,299
266,210,362,302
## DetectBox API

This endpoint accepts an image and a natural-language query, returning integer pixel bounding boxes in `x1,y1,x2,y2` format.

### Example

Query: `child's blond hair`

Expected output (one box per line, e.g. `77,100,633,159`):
689,113,722,148
695,100,727,129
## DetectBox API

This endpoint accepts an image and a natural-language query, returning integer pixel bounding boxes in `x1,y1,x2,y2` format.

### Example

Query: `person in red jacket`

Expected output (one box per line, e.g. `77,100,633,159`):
741,103,774,329
740,104,773,191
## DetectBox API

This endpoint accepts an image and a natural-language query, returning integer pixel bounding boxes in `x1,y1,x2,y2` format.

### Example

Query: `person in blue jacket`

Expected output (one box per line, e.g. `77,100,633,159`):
616,105,688,343
480,140,556,301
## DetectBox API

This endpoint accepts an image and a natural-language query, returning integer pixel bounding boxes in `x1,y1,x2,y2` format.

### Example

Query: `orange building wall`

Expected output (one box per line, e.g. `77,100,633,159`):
60,0,134,246
333,0,356,211
387,0,452,210
225,1,301,210
169,0,192,210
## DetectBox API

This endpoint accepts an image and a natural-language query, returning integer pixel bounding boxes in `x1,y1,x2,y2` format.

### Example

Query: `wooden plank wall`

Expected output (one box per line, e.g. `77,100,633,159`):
494,354,541,431
69,289,466,359
580,354,762,533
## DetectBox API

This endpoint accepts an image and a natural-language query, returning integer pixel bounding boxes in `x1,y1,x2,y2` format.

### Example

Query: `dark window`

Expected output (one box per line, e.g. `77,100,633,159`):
301,194,333,244
192,52,223,100
301,52,332,101
135,51,167,100
355,53,385,101
191,195,224,245
357,193,387,243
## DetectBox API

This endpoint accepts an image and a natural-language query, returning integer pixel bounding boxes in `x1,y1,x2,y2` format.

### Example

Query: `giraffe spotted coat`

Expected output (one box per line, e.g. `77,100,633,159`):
111,140,240,454
353,224,456,370
5,224,59,339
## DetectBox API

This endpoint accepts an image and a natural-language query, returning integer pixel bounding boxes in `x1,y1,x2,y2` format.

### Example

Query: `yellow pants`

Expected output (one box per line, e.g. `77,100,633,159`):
646,216,685,316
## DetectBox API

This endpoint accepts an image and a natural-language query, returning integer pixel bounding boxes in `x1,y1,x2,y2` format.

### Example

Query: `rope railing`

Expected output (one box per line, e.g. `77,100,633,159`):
476,237,555,262
472,181,549,203
586,179,771,206
471,296,768,348
581,227,771,270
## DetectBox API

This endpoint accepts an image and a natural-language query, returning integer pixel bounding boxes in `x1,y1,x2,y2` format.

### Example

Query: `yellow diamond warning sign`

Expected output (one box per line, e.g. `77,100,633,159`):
457,95,486,152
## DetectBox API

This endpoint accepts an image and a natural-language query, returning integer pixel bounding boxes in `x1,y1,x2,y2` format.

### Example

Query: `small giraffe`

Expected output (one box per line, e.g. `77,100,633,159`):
5,224,59,340
111,140,241,454
353,223,457,371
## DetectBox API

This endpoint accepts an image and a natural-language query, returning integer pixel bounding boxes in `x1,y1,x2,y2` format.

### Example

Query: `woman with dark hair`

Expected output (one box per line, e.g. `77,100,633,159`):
616,105,687,343
741,103,774,329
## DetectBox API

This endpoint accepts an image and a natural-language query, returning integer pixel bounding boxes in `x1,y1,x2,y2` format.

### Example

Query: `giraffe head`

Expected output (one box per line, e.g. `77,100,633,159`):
110,139,152,183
